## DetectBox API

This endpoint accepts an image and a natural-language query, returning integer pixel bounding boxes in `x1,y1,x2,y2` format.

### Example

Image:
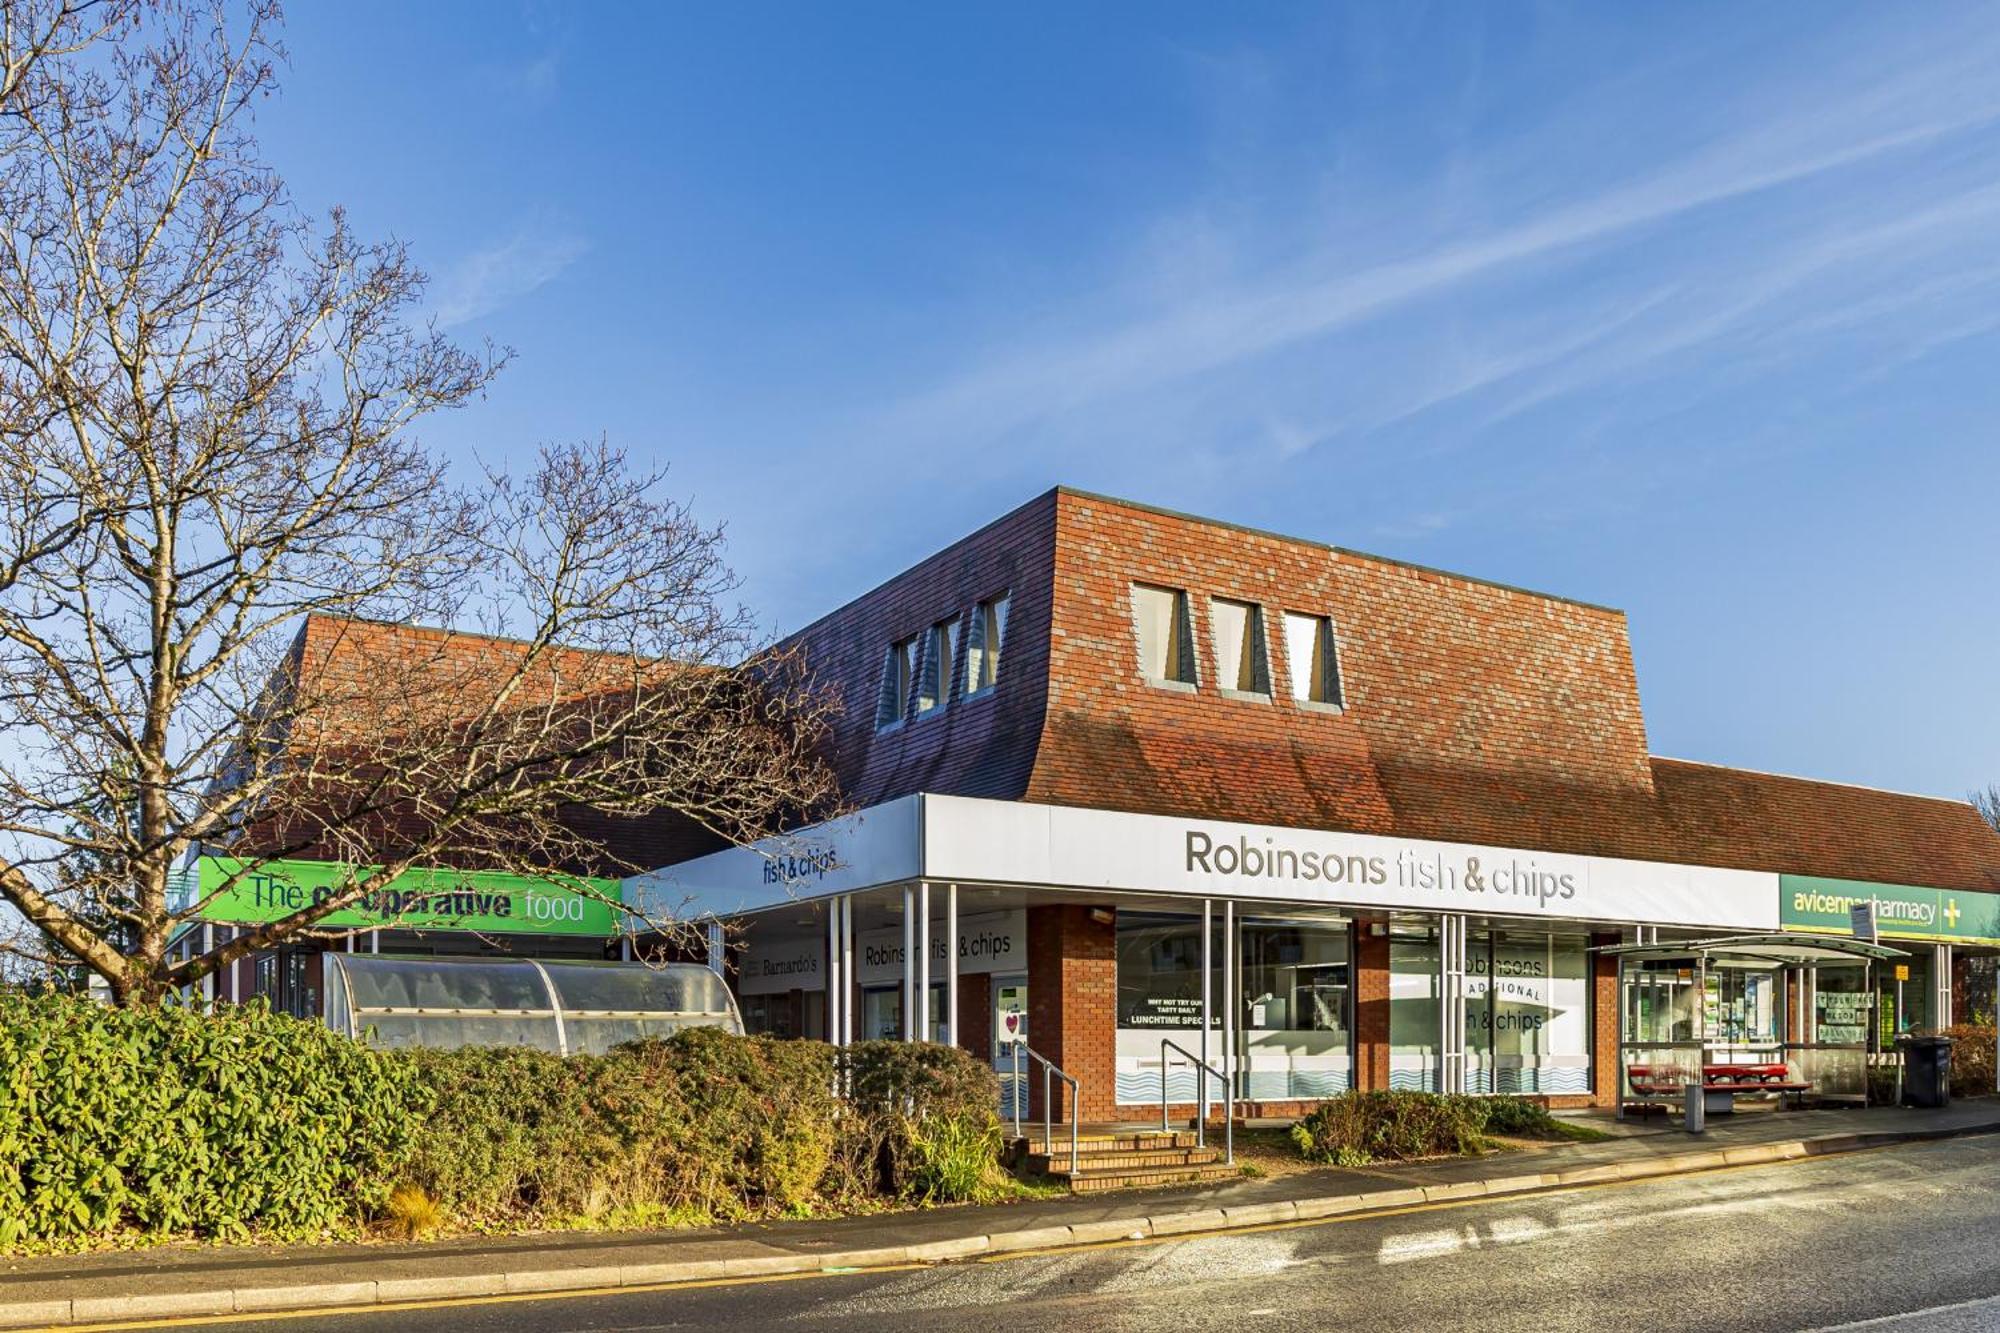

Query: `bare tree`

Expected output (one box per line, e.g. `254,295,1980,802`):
0,3,838,1003
1974,786,2000,836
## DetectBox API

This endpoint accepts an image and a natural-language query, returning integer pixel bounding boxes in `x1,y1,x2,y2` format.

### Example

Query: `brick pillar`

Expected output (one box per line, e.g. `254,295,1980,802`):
1026,904,1117,1121
958,973,992,1059
1590,932,1619,1107
1354,917,1390,1091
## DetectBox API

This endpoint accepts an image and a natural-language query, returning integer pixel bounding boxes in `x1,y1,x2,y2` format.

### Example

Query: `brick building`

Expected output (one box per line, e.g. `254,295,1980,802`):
184,615,723,1018
632,487,2000,1118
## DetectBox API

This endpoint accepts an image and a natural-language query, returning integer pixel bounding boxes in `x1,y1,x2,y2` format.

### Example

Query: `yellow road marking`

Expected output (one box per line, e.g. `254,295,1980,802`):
29,1137,1944,1332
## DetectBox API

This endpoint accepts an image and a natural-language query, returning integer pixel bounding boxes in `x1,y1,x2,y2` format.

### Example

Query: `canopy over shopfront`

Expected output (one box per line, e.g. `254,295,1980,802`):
1600,932,1907,1114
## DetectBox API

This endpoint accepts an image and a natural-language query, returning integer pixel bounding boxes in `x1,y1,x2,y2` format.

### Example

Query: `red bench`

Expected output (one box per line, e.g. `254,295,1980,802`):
1626,1063,1812,1111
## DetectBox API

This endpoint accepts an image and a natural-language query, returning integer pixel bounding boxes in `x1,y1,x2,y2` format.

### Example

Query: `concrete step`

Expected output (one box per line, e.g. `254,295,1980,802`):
1064,1163,1242,1193
1032,1147,1223,1175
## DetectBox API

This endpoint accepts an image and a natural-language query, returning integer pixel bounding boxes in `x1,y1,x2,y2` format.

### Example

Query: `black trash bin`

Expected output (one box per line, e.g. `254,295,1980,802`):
1896,1034,1953,1108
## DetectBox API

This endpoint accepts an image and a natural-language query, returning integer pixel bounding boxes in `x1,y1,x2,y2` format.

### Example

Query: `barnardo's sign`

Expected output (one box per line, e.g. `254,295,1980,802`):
738,910,1027,995
1781,875,2000,948
193,857,625,937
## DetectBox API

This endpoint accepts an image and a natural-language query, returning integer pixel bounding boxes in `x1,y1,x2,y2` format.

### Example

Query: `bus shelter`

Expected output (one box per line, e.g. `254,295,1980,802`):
1601,933,1905,1118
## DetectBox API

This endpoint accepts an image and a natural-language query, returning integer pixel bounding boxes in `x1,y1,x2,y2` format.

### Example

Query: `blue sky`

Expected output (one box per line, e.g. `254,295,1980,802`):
267,3,1999,803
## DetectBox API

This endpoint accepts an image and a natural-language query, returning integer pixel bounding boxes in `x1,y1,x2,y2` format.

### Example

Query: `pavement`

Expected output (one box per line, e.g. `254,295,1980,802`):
3,1101,1997,1330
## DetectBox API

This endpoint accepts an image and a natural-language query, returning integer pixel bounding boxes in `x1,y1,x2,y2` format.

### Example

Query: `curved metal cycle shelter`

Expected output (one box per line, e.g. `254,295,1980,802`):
1600,932,1906,1119
322,954,744,1055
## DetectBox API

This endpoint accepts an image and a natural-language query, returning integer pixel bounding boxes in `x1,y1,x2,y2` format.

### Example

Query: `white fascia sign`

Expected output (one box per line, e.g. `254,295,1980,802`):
921,797,1778,932
622,794,921,921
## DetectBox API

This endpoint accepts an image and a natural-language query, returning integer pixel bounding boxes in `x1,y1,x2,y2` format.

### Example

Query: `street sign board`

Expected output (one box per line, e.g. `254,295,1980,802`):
1850,902,1878,942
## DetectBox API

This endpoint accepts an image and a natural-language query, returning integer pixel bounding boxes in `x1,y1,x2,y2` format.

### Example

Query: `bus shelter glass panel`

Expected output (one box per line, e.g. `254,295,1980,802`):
1706,962,1781,1057
1237,916,1352,1099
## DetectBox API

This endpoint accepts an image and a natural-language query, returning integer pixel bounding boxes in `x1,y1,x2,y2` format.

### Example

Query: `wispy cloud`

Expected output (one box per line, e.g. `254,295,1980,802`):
850,10,2000,509
435,224,589,328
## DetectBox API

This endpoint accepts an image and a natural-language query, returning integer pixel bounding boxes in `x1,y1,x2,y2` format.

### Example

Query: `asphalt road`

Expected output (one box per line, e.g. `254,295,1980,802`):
155,1134,2000,1333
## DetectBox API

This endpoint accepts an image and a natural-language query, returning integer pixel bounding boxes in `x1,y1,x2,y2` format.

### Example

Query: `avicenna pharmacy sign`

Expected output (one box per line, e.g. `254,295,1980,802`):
193,857,625,937
1781,874,2000,948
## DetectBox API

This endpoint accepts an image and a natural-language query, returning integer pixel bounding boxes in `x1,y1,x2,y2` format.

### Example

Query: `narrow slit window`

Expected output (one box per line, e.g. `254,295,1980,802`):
1132,584,1196,686
1284,612,1345,708
916,618,958,715
966,593,1008,695
877,634,919,728
1210,598,1270,697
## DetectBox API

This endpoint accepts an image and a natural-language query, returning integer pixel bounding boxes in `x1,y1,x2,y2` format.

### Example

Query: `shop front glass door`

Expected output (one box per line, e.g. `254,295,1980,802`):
992,974,1027,1118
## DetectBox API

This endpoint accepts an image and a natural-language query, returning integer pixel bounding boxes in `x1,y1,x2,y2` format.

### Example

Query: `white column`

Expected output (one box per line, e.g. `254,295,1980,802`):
201,923,215,1006
620,935,632,962
841,895,855,1046
1935,945,1953,1028
1222,901,1235,1102
370,929,380,954
946,884,959,1049
917,882,932,1042
827,898,843,1047
1200,898,1212,1125
902,884,916,1042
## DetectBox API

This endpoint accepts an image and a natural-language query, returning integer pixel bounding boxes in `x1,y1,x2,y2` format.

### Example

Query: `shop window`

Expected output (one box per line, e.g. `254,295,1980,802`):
875,634,919,729
915,618,958,716
1131,583,1196,687
1210,598,1270,698
1238,918,1352,1100
1389,920,1591,1095
1283,611,1345,709
965,593,1008,695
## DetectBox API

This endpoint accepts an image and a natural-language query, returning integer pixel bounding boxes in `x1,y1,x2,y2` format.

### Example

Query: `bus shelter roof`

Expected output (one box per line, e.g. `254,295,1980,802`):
1595,931,1906,966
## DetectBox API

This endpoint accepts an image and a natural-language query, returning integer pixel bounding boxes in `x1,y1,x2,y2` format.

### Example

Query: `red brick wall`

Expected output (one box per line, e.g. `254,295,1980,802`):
1029,491,1667,861
1026,904,1117,1120
1590,932,1620,1108
1354,918,1391,1091
957,973,992,1060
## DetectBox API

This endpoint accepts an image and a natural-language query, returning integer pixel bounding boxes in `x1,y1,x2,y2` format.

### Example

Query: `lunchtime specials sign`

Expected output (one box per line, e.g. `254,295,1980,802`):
1781,875,2000,947
192,857,625,937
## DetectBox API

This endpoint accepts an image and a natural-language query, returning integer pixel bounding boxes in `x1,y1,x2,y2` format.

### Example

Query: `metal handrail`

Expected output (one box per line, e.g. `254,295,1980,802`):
1159,1038,1234,1166
1009,1040,1080,1171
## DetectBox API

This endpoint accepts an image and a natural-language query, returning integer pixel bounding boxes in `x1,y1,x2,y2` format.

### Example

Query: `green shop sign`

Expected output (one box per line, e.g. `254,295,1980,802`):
194,857,626,937
1781,874,2000,948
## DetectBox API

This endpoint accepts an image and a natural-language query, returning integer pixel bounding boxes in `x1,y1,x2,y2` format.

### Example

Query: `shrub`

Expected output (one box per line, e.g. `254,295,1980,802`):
0,994,424,1247
1935,1025,1996,1099
905,1111,1007,1204
836,1041,1000,1198
1288,1091,1487,1165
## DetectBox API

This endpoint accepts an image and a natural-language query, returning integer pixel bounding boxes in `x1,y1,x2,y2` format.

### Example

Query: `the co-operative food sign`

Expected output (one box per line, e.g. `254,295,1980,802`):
192,856,624,937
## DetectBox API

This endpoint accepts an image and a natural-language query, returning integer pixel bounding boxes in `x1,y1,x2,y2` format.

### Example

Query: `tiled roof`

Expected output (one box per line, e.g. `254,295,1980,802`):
1650,758,2000,894
779,488,2000,897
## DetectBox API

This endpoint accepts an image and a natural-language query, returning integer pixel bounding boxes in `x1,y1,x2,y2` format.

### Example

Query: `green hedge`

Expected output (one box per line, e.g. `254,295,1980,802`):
0,995,423,1246
0,996,1003,1249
